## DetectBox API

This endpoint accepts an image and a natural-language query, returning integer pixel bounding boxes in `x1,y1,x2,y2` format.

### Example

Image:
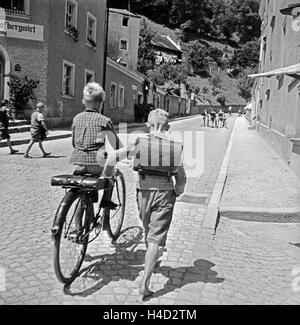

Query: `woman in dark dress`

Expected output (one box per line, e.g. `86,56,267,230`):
0,101,18,154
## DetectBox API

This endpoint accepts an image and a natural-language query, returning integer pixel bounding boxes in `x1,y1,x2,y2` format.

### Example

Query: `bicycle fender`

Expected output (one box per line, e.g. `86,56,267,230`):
51,189,78,238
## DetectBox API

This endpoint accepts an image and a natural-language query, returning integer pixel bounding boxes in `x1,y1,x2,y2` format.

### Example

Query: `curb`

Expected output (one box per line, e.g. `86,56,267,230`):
220,207,300,223
0,133,72,148
201,118,238,232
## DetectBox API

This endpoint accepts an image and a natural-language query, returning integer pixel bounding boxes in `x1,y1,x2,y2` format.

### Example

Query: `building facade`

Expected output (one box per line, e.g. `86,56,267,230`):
0,0,107,127
107,8,140,71
250,0,300,179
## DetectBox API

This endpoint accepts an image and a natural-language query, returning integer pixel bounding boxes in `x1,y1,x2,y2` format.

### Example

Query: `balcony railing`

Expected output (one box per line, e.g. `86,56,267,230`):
4,8,27,16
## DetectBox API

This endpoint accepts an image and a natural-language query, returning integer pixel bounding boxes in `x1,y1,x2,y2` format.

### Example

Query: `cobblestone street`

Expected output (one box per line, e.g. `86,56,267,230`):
0,116,299,305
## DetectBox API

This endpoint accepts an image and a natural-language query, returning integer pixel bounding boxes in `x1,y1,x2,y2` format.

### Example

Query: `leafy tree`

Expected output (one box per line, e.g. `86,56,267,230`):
216,93,226,106
209,75,222,89
189,41,210,76
231,40,260,69
137,19,157,75
148,62,188,85
236,67,257,101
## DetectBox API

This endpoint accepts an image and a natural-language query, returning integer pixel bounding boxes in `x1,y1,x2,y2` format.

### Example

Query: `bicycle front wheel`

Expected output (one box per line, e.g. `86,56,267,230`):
53,190,90,284
106,170,126,239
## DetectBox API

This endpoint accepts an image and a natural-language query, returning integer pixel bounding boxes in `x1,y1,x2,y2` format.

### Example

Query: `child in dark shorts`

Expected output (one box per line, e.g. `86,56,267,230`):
0,101,18,154
102,109,187,300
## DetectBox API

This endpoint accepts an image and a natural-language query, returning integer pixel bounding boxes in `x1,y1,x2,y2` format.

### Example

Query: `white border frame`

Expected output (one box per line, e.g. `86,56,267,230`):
62,59,76,98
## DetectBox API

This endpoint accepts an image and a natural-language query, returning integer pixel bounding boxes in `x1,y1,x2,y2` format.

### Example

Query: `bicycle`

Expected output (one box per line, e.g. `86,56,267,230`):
50,168,126,284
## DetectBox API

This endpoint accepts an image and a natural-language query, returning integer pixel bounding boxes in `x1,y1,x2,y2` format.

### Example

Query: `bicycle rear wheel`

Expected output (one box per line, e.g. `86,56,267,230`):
106,170,126,239
53,190,91,284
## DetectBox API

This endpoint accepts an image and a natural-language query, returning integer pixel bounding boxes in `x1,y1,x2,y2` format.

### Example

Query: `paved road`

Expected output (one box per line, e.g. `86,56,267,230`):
0,115,299,305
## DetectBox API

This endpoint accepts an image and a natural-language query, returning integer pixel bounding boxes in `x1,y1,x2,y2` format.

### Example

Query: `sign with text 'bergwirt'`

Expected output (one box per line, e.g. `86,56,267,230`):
0,19,44,42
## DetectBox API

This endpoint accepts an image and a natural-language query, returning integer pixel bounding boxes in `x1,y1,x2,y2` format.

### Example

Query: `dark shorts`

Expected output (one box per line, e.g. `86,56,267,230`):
0,128,10,140
31,128,46,142
137,189,176,247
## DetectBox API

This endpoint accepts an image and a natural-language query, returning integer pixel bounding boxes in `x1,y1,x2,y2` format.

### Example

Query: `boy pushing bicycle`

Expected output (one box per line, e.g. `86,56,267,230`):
102,109,187,301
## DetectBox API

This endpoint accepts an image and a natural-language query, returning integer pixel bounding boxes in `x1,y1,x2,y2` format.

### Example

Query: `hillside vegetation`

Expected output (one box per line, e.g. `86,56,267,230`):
110,0,261,105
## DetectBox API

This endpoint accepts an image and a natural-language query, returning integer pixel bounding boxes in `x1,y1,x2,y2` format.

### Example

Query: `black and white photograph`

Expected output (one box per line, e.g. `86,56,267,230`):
0,0,300,309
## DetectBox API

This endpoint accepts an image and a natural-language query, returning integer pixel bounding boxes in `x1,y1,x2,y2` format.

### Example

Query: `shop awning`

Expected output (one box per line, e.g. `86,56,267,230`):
248,63,300,80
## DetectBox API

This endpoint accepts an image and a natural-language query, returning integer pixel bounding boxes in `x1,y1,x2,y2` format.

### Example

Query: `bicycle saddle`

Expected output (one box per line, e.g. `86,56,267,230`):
51,175,108,190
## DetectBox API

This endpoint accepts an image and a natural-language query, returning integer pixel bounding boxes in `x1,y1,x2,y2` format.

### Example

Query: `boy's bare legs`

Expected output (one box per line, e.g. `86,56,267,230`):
140,242,159,298
7,139,18,154
24,139,35,158
38,140,51,157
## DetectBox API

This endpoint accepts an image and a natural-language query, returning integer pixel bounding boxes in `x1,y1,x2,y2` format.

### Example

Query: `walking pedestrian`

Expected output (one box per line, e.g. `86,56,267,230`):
210,109,217,128
200,110,206,127
228,106,232,116
24,101,51,158
218,109,224,128
0,100,18,154
102,109,187,301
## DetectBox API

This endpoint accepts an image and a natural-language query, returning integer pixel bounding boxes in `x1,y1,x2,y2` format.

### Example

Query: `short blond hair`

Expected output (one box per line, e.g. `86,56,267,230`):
147,109,169,128
83,82,106,103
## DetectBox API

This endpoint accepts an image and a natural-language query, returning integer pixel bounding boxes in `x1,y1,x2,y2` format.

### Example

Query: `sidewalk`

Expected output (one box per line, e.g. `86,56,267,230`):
220,117,300,222
0,114,196,148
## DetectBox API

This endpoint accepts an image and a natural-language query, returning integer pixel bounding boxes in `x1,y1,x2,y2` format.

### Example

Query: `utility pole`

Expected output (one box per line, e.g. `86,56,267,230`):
102,0,110,91
128,0,131,12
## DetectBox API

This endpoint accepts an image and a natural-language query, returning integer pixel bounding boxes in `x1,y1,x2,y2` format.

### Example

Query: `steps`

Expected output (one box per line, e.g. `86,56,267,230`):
8,119,31,134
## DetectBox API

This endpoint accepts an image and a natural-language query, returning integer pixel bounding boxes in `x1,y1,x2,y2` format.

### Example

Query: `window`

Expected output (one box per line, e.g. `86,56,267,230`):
65,0,78,29
110,82,117,108
120,39,128,51
62,60,75,97
118,85,125,108
157,95,161,109
85,69,95,84
122,16,129,27
138,93,143,105
2,0,29,15
86,12,97,46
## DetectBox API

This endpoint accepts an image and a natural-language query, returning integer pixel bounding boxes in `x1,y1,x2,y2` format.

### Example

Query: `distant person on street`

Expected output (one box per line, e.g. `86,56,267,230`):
218,109,224,128
210,109,217,128
200,110,206,127
24,101,51,158
70,82,123,211
102,109,187,301
0,100,18,154
204,109,209,127
228,106,232,116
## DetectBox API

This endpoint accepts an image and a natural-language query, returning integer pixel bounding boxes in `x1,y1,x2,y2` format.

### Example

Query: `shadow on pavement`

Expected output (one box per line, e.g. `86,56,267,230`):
143,260,225,301
63,226,224,300
63,226,145,297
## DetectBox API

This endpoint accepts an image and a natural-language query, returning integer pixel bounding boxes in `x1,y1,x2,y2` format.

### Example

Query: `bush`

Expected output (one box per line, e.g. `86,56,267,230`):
7,74,39,111
216,93,226,106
